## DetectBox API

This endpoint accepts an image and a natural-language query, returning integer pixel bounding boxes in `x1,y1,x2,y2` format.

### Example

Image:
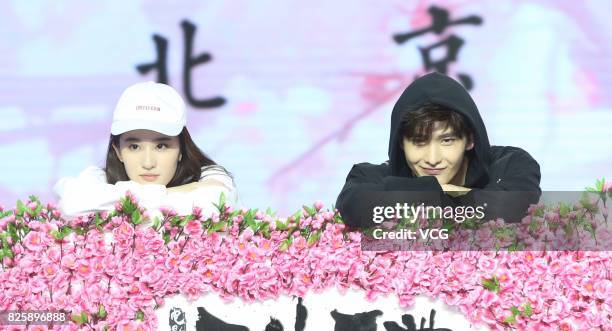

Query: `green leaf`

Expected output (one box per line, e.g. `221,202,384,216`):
74,226,85,236
522,302,533,317
482,276,500,293
528,219,539,233
163,232,171,244
563,222,573,237
278,238,291,251
303,205,316,217
276,220,288,231
16,200,25,217
307,230,321,246
135,310,144,321
503,314,516,324
7,223,18,241
510,306,520,316
179,215,195,227
559,203,571,218
216,192,226,212
71,311,88,325
208,221,226,234
595,177,605,191
122,198,135,215
533,207,544,218
34,203,43,216
71,314,83,324
261,227,271,238
292,210,302,224
131,209,142,225
152,217,161,231
98,304,107,318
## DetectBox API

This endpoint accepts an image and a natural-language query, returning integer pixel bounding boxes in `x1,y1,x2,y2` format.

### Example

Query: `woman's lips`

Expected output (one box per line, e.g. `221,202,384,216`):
421,167,445,175
140,174,159,182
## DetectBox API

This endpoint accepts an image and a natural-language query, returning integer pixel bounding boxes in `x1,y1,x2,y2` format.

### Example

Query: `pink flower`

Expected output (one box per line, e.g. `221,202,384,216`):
22,231,47,251
184,220,203,237
477,256,498,274
314,200,324,211
0,214,15,231
602,181,612,192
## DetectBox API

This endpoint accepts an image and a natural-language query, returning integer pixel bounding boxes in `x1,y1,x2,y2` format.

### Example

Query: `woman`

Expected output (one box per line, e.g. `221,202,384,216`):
54,81,237,218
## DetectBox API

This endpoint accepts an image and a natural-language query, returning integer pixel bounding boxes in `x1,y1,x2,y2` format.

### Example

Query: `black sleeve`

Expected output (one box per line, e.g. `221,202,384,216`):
456,149,542,222
335,164,444,228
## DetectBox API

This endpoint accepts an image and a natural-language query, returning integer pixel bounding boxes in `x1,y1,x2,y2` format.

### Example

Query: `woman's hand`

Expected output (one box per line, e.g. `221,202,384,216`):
167,178,228,193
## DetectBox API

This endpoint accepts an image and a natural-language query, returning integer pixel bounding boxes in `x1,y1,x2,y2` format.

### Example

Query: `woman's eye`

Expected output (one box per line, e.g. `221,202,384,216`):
156,143,168,150
128,144,139,150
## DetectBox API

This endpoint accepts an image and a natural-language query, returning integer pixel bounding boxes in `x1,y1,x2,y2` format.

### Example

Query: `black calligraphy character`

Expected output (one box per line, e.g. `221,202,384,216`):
330,309,383,331
168,307,186,331
137,34,169,84
392,5,483,90
383,309,452,331
137,19,226,109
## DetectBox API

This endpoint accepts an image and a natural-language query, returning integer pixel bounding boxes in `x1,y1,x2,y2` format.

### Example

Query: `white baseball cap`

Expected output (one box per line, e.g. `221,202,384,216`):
111,81,187,136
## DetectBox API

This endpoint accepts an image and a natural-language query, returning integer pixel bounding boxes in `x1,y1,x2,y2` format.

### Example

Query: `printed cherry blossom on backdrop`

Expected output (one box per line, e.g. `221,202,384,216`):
0,1,611,214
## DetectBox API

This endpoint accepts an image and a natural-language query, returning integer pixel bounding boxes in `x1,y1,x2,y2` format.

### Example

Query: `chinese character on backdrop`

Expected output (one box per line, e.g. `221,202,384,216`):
137,20,226,109
393,5,483,90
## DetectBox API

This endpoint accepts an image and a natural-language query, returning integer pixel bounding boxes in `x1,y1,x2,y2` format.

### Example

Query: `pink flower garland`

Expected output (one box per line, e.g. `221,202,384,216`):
0,188,610,331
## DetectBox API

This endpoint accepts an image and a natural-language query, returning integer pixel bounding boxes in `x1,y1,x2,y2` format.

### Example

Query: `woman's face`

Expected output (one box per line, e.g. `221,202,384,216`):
113,129,181,186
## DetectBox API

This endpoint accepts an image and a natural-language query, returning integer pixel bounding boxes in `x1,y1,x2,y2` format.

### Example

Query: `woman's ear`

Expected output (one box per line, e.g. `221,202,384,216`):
178,154,182,162
112,144,123,163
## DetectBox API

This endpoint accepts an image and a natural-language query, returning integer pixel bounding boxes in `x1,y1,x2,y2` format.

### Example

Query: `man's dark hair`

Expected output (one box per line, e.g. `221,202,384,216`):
104,127,229,187
400,102,473,143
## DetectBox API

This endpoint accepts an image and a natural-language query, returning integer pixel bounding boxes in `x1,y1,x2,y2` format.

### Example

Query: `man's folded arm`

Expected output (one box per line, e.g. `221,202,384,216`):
336,164,443,228
457,149,542,222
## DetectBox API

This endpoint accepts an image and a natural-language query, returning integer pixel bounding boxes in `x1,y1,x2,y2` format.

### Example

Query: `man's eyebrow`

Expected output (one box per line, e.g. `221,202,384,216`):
438,132,458,139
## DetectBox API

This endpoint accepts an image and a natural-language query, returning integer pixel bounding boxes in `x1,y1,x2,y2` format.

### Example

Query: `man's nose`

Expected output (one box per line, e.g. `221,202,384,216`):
424,145,442,166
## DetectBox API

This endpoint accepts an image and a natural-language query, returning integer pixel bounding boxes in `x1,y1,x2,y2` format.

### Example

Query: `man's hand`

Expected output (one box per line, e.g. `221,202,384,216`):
441,184,472,197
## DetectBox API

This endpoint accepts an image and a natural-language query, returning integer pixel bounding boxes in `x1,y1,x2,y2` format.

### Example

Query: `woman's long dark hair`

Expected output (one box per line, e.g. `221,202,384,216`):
105,127,227,187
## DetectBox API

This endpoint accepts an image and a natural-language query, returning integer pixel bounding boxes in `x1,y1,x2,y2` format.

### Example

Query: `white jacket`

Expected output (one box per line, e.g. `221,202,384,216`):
53,165,237,219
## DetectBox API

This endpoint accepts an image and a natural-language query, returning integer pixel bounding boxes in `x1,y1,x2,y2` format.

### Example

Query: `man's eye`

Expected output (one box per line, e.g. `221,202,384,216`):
412,140,427,146
441,138,456,144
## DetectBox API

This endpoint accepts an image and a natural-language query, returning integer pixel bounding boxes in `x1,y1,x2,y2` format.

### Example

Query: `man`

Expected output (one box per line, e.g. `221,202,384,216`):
336,72,541,228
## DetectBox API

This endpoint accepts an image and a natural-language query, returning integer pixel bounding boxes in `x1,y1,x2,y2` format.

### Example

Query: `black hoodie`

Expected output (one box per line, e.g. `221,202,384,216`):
336,72,541,228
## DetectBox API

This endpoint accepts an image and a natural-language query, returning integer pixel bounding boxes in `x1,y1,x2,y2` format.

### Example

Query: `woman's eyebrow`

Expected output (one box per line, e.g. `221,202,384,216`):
123,137,141,143
153,137,172,142
122,137,172,143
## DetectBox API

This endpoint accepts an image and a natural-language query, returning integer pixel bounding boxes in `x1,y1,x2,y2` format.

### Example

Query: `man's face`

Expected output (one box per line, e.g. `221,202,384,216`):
402,122,473,185
113,129,181,186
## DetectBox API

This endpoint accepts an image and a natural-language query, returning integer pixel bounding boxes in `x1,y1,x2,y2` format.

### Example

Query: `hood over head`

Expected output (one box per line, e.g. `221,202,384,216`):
388,72,491,188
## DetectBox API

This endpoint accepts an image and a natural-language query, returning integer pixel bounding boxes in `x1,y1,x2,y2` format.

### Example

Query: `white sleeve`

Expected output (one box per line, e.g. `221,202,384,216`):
163,168,238,217
53,166,167,218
